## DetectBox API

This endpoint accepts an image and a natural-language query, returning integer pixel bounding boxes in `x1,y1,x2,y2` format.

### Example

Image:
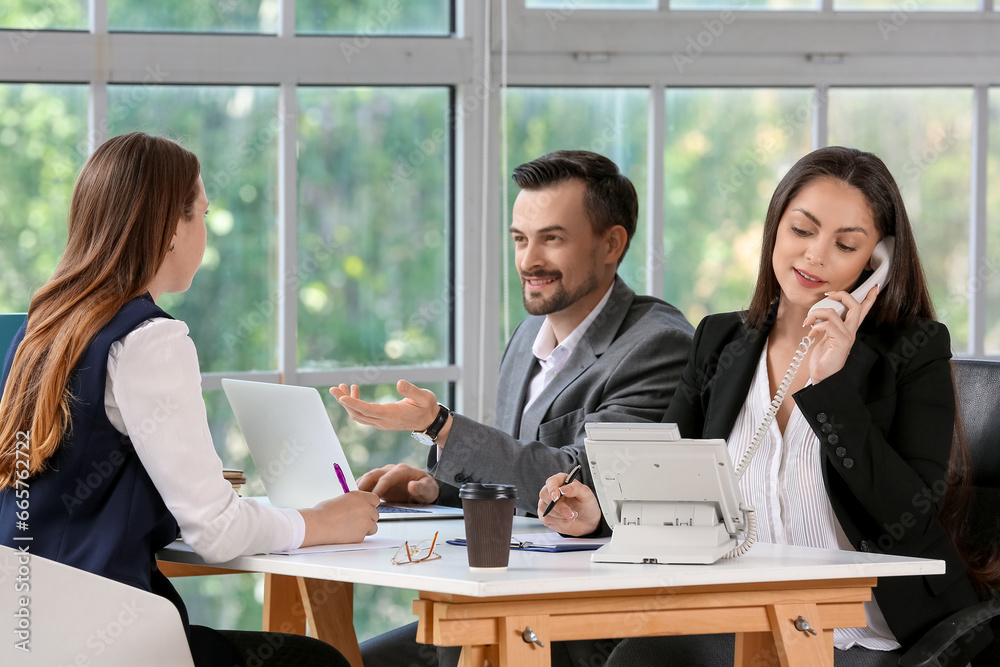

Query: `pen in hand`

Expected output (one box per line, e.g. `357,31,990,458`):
541,464,582,518
334,462,351,495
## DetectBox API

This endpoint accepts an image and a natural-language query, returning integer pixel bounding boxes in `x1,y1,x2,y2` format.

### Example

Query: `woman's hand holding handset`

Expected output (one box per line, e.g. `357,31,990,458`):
537,473,602,536
802,284,879,384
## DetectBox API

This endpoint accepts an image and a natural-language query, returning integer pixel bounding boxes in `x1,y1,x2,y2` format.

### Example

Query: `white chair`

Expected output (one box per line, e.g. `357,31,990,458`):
0,545,194,666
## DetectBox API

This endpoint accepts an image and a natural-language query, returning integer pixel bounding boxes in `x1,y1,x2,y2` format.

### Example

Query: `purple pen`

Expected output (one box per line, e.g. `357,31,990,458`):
334,462,350,494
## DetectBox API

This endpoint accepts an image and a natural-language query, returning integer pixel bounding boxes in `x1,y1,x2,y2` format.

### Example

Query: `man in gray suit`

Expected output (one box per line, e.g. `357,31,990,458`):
334,150,694,667
333,150,694,515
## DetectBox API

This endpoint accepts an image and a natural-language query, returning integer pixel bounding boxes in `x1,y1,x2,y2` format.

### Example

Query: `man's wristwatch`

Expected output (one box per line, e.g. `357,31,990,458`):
411,404,452,446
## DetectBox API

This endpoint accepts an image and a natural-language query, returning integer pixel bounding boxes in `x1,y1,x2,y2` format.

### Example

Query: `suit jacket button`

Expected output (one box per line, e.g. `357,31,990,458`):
835,447,847,457
827,434,839,445
454,473,465,483
821,423,833,433
843,458,854,469
859,540,871,552
816,413,828,423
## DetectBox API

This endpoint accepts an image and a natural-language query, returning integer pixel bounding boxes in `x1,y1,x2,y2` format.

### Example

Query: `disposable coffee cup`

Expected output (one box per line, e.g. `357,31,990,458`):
459,483,517,570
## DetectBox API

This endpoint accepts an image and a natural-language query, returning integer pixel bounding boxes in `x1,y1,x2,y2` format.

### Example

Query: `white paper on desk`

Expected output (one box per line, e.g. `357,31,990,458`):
276,537,401,555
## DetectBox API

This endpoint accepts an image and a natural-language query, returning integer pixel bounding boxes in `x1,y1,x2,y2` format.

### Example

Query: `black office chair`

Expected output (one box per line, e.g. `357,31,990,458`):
899,358,1000,667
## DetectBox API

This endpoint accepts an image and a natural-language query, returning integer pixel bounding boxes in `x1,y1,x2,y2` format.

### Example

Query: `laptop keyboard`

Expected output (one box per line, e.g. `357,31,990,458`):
378,505,433,514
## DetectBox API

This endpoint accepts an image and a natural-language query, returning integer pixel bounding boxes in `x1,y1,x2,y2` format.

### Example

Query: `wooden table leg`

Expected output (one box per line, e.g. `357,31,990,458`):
498,615,550,667
766,603,831,667
459,645,486,667
735,631,779,667
298,577,364,667
263,573,306,635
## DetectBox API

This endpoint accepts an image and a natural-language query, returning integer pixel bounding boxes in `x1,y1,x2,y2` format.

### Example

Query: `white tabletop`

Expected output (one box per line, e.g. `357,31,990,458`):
158,517,945,598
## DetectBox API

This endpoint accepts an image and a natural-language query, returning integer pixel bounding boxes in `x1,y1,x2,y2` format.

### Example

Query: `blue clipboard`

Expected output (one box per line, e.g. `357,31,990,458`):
445,537,603,553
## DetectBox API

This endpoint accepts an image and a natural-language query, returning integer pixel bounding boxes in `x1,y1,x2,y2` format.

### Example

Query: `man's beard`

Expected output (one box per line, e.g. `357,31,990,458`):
521,272,599,316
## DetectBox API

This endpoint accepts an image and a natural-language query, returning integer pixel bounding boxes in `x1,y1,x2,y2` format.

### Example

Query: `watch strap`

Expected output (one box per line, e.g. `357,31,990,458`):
416,403,451,442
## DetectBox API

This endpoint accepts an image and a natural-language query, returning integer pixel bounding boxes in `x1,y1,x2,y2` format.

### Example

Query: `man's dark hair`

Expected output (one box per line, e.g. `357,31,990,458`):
512,150,637,265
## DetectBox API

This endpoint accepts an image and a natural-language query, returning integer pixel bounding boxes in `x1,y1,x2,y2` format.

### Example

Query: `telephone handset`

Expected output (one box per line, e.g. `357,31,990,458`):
808,236,894,320
731,236,895,481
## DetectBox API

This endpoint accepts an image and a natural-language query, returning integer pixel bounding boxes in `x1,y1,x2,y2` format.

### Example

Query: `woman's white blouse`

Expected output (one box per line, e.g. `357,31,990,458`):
727,341,900,651
104,317,305,562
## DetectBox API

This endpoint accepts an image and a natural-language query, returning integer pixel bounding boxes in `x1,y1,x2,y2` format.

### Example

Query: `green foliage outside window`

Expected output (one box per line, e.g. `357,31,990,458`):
297,87,451,370
829,88,974,350
0,84,86,311
662,88,814,325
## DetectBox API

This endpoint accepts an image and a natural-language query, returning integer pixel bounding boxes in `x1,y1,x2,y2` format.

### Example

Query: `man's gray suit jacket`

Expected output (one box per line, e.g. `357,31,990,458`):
429,277,695,513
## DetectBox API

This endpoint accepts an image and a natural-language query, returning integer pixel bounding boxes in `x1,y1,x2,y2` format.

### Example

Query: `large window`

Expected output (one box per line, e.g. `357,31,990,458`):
4,0,1000,645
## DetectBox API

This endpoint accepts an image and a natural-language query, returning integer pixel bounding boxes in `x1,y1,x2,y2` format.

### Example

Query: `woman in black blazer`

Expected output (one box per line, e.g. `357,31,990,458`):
539,147,996,666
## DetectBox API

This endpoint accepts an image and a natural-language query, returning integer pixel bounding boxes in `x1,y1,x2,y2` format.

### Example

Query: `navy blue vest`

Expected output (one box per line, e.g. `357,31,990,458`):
0,295,179,592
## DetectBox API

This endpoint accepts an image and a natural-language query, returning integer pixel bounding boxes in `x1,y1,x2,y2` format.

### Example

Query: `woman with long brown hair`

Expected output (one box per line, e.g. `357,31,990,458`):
0,132,378,666
539,146,998,666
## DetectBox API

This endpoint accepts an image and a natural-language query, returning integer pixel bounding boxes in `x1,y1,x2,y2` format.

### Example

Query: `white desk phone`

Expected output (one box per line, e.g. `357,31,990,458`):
586,237,894,565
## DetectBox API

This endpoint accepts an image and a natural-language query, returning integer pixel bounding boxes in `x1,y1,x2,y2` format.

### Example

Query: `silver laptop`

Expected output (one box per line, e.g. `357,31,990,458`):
221,379,463,520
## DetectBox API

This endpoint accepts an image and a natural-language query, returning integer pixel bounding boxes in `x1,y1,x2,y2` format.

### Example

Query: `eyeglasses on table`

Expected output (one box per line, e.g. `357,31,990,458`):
391,531,441,565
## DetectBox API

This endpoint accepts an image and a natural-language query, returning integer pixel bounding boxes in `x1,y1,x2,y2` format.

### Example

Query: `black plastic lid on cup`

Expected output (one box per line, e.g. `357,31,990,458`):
458,483,517,500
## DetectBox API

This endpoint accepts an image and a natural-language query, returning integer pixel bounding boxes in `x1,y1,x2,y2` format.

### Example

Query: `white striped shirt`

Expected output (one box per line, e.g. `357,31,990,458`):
726,342,899,651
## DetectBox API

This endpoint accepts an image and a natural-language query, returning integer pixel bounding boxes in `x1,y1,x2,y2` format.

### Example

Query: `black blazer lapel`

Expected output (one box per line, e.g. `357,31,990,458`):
702,313,773,441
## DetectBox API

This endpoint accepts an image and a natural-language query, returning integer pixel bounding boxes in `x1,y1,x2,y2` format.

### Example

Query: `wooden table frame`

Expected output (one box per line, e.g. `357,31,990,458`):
159,559,873,667
412,577,872,667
